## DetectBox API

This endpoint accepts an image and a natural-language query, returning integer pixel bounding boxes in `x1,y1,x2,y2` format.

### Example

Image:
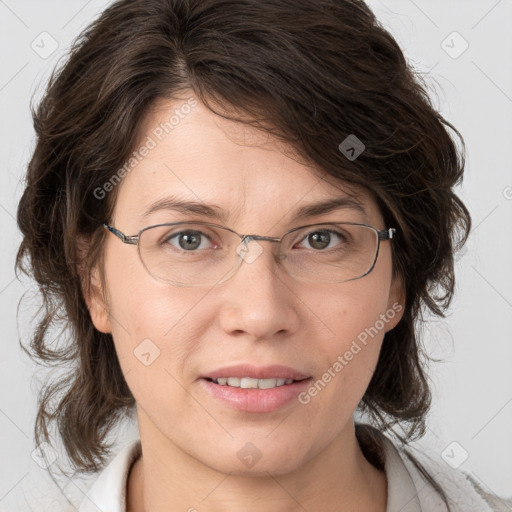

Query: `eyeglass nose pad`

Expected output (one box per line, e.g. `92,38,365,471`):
235,237,264,265
212,237,267,287
208,237,286,288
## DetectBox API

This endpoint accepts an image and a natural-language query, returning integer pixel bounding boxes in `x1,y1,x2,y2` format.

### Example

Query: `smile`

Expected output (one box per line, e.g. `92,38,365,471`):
208,377,297,389
201,376,313,412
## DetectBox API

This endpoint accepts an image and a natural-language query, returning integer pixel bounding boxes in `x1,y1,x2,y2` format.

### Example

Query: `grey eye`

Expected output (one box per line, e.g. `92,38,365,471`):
165,230,213,251
297,230,346,250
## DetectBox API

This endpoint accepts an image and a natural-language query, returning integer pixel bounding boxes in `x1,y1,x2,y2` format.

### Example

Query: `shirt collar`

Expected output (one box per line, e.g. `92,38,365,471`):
78,429,422,512
380,434,422,512
78,439,141,512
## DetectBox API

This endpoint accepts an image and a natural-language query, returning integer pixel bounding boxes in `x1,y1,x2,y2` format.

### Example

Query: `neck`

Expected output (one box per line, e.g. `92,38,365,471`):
127,415,387,512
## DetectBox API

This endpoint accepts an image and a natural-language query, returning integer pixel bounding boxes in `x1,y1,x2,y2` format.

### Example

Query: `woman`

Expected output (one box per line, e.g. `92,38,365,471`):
15,0,508,510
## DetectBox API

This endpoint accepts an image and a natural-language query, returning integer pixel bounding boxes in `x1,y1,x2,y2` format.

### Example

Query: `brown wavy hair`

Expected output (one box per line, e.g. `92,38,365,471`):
16,0,470,501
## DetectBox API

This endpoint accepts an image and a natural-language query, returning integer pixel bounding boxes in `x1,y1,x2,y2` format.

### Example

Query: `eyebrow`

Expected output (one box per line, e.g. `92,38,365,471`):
141,195,368,223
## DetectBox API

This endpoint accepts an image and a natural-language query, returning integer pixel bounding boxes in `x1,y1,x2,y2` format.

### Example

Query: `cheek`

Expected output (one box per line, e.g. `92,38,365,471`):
107,288,210,414
295,303,386,446
298,270,394,408
102,249,209,390
306,277,392,352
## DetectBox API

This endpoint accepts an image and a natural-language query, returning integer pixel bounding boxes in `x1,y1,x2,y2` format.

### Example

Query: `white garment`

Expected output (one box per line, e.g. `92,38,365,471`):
75,428,509,512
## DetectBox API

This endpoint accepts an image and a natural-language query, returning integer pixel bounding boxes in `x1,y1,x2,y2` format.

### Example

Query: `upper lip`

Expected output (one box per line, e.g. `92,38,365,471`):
202,364,311,381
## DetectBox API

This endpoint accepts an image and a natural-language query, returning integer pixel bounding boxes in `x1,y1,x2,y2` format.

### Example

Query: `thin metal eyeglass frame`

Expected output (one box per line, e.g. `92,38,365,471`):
102,221,396,284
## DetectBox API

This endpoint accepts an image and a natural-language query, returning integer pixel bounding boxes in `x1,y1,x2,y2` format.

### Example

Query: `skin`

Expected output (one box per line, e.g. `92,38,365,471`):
85,92,405,512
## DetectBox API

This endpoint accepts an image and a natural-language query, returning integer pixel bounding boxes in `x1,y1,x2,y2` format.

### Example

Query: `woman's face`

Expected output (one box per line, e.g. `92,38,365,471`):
87,93,404,476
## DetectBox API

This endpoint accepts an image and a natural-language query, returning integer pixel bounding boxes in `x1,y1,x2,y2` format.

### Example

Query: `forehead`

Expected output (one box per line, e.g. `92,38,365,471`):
112,95,381,230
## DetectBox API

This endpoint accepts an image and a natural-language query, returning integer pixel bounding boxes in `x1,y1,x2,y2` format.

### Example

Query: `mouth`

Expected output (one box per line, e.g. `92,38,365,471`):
203,376,310,389
201,363,311,382
199,365,313,412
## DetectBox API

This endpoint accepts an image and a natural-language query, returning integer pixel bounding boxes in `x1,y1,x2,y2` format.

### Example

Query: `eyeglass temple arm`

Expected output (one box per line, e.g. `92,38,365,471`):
378,228,396,241
103,224,139,245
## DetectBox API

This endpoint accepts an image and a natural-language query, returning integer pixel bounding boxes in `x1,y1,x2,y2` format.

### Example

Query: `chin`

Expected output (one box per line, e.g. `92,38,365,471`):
199,442,307,477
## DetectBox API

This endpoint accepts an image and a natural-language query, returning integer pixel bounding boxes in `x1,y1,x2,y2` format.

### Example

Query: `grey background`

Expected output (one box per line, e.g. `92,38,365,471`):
1,0,511,509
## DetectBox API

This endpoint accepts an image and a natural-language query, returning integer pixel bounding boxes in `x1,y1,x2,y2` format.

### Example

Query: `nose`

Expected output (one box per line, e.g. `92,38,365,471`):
216,239,300,341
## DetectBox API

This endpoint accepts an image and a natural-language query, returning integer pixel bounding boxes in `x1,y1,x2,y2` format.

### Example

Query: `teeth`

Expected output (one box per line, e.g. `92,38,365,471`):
240,377,258,388
214,377,295,389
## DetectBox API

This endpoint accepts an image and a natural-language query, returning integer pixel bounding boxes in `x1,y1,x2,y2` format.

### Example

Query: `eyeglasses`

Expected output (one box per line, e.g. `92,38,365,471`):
103,221,396,287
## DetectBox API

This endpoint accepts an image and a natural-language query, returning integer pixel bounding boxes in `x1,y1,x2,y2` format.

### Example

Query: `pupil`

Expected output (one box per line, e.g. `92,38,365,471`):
179,232,201,250
309,232,330,250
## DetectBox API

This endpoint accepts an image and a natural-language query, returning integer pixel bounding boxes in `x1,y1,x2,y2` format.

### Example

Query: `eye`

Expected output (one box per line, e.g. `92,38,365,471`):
164,230,215,251
295,229,348,251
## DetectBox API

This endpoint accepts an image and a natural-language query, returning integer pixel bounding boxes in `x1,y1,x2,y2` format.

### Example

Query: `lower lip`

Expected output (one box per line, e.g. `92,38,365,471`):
200,378,312,413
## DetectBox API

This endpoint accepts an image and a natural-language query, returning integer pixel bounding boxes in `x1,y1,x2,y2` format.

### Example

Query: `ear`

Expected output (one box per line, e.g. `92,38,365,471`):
85,265,112,334
385,272,405,332
77,235,112,334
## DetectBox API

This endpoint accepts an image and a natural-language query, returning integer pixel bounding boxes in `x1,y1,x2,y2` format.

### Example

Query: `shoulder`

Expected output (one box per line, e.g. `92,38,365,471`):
1,440,141,512
398,442,511,512
355,423,511,512
464,474,512,512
